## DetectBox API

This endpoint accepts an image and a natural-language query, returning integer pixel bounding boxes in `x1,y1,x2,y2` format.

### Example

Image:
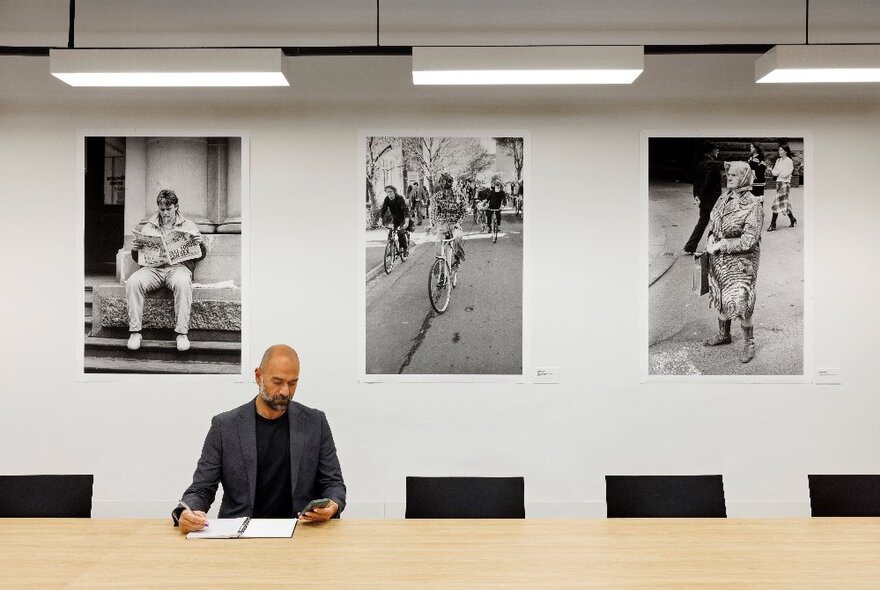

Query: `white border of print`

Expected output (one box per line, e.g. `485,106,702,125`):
356,129,531,383
75,130,250,382
639,130,813,384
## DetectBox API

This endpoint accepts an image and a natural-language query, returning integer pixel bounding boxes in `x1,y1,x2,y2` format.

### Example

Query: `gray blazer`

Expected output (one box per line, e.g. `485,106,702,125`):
173,399,346,523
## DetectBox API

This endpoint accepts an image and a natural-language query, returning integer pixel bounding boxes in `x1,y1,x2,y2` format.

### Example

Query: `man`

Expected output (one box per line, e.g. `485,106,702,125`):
486,180,506,233
126,189,206,352
379,185,411,256
428,173,468,269
173,344,346,533
411,181,425,225
683,141,723,254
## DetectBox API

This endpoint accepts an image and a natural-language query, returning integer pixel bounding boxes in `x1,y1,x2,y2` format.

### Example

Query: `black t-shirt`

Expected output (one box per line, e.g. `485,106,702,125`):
253,409,293,518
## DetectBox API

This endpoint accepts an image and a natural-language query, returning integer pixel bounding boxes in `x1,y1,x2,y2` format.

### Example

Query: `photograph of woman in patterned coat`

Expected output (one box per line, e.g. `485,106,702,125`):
702,161,764,364
646,135,805,378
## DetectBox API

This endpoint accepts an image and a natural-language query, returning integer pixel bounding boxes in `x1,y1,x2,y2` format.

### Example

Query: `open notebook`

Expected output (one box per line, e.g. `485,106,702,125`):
186,517,297,539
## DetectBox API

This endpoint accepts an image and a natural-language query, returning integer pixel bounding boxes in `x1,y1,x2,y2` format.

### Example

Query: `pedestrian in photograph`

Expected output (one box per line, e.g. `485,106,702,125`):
747,143,767,203
379,185,411,257
703,161,764,364
126,189,206,352
683,141,723,254
412,181,425,225
768,145,798,231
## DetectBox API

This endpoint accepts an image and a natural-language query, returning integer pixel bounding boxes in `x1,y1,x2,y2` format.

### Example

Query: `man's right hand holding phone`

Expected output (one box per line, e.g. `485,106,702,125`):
298,498,338,523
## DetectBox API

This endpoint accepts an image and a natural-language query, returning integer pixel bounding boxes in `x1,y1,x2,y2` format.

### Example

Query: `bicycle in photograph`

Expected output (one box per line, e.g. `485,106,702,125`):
428,230,458,313
383,225,409,274
488,207,501,243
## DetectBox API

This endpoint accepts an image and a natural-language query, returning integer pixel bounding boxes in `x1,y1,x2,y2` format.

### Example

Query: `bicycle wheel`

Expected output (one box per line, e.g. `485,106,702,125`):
383,239,396,274
429,258,452,313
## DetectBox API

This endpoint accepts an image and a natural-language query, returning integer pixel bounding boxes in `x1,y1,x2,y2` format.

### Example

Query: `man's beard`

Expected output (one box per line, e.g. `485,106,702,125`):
259,382,292,412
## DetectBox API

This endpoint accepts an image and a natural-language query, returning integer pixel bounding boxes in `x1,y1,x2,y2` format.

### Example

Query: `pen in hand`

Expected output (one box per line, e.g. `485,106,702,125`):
180,500,208,528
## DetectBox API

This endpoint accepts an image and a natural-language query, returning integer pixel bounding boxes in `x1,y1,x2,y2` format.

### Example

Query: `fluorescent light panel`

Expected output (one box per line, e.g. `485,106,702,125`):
50,48,290,87
756,45,880,83
413,46,643,85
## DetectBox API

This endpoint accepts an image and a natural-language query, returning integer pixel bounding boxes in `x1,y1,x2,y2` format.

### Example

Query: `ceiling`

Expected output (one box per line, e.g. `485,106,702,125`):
1,0,879,51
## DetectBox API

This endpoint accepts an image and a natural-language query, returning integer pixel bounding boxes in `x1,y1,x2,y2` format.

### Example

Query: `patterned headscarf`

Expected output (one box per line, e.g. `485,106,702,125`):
726,161,753,194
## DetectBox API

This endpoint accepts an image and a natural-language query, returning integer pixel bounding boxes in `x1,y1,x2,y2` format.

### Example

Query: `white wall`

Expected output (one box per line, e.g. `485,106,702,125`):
1,53,878,519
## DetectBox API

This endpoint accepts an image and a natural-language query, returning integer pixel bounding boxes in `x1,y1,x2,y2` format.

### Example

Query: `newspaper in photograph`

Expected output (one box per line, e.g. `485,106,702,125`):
133,229,202,267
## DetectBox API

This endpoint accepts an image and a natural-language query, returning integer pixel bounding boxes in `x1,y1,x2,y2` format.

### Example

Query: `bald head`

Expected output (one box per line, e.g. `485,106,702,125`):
255,345,300,418
259,344,299,372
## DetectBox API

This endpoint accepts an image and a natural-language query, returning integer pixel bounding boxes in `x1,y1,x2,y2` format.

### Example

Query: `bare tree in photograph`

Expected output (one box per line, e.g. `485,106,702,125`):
458,140,494,181
401,136,494,191
496,137,524,182
366,136,395,226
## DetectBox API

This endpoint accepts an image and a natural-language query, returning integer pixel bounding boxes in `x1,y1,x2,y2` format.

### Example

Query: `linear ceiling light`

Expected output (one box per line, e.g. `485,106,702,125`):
756,45,880,83
412,46,643,85
50,48,290,87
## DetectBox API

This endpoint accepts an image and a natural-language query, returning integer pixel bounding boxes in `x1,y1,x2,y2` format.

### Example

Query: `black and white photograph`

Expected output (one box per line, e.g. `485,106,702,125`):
80,135,246,376
645,135,808,379
361,133,526,379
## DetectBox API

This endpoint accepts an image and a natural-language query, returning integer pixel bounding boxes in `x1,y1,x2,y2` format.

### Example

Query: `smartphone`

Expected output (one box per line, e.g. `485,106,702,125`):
299,498,332,515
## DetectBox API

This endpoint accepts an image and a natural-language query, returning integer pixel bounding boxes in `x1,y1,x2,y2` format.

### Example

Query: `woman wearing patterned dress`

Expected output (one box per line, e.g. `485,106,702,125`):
768,145,797,231
703,161,764,363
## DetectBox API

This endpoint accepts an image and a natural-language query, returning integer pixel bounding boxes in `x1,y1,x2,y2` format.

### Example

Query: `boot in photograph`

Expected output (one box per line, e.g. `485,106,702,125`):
788,212,797,228
740,325,755,363
703,319,732,346
767,213,778,232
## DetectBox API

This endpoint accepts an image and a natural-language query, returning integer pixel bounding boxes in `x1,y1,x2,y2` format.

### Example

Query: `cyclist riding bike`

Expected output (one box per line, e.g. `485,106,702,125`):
379,185,411,256
428,173,467,270
486,180,506,233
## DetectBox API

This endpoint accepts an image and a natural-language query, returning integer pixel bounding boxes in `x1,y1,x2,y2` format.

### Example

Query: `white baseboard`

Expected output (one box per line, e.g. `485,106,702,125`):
91,500,812,519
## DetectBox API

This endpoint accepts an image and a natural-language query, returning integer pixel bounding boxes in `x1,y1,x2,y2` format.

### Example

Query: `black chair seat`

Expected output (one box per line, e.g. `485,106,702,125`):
405,476,525,519
0,474,93,518
809,475,880,517
605,475,726,518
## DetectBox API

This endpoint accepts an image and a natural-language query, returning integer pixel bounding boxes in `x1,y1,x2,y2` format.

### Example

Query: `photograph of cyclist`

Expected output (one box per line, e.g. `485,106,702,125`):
486,180,506,234
429,173,467,269
363,134,526,378
379,185,411,257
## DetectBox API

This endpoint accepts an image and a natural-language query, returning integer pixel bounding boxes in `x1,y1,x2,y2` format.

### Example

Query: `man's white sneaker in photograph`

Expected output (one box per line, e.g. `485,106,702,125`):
127,332,142,350
176,334,191,352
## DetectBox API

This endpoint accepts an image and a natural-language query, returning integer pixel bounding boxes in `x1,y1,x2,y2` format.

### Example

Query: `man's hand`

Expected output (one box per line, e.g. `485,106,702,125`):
178,509,209,533
298,500,339,523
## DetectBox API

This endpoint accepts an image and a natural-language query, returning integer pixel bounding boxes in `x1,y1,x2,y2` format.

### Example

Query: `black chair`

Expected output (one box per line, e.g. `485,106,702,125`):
0,475,94,517
605,475,726,518
809,475,880,517
405,476,525,518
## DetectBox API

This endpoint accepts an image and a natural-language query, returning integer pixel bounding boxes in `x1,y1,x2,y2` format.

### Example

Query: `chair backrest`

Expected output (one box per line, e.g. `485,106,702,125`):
405,476,525,519
605,475,726,518
809,475,880,517
0,475,94,518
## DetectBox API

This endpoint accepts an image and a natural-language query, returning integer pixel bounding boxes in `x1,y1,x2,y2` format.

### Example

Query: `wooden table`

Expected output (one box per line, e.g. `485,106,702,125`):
2,518,880,588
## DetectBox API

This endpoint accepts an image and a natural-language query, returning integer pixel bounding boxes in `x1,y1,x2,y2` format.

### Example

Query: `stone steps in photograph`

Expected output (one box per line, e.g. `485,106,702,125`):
84,357,240,375
90,284,241,336
85,334,240,365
